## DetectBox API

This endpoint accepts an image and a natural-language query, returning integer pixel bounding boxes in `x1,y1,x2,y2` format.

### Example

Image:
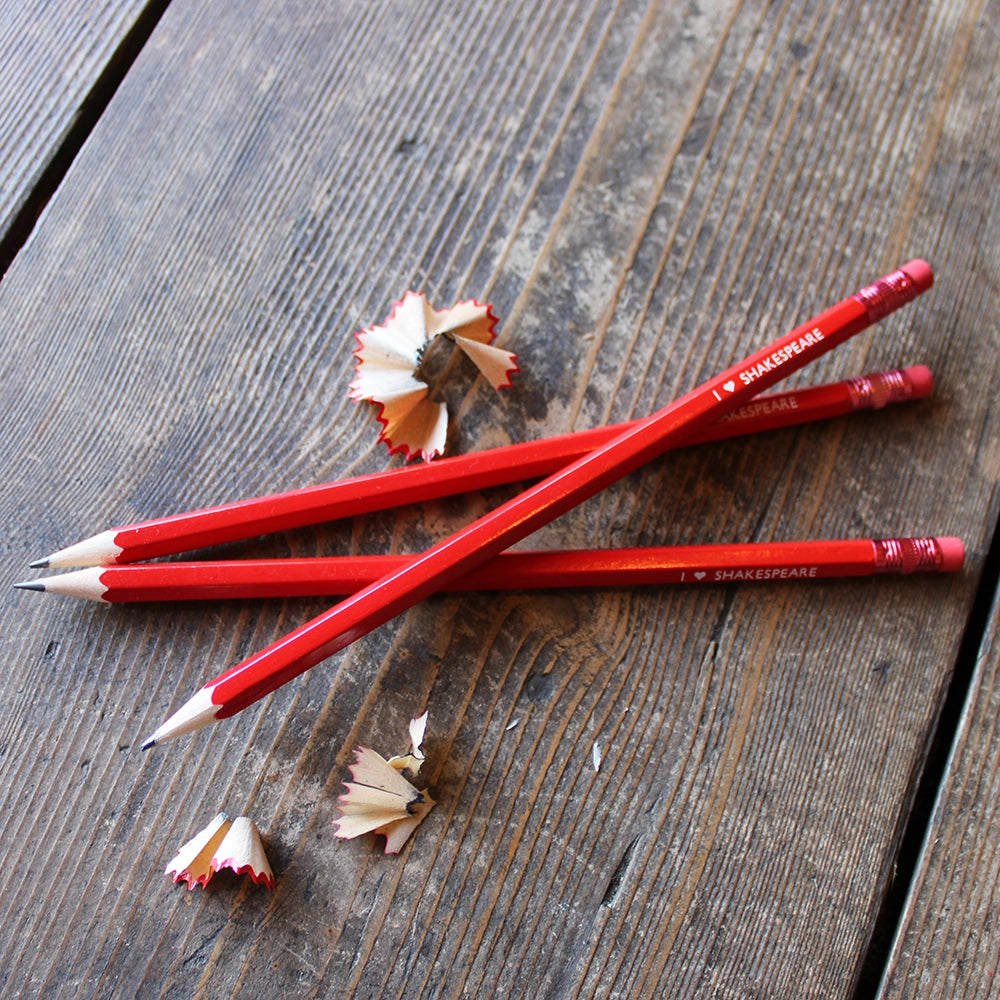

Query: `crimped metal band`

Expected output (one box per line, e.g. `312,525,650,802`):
872,537,942,574
853,269,919,323
845,367,913,410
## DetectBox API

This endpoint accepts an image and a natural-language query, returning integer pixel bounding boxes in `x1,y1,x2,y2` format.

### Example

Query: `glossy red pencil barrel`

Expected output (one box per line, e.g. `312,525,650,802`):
38,366,932,567
31,537,963,603
142,260,934,745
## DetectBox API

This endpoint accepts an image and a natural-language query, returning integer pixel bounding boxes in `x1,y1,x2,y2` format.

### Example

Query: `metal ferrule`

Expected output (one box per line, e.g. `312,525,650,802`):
845,368,913,410
853,268,919,323
872,537,942,574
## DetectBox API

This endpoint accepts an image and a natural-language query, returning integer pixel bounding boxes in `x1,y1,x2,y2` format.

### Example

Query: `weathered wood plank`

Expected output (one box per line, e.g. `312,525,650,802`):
0,0,998,997
0,0,161,264
876,578,1000,999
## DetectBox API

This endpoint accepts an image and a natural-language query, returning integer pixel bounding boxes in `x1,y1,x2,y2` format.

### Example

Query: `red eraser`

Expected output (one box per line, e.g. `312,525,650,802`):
936,536,965,572
903,364,934,398
901,258,934,292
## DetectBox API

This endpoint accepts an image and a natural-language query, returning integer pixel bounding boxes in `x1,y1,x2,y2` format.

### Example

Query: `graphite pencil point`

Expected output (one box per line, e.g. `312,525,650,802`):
13,580,45,591
31,529,123,568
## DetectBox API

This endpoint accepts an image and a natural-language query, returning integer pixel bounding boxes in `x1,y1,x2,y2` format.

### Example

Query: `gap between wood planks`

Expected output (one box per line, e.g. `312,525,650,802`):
851,508,1000,998
0,0,174,277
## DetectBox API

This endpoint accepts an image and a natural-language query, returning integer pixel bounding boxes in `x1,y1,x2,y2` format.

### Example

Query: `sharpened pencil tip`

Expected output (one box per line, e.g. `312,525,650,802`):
29,558,50,569
13,580,45,591
140,736,157,751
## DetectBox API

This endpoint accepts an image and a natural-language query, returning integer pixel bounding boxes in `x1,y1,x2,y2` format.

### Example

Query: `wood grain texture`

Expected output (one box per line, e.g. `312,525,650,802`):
877,586,1000,999
0,0,156,253
0,0,998,996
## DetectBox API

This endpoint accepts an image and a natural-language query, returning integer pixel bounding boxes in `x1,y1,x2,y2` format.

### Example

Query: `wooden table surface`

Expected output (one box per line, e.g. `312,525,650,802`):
1,0,998,997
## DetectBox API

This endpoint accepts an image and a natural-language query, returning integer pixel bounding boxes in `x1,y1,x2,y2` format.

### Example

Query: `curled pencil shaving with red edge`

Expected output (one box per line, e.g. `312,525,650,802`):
334,713,436,854
165,811,275,890
349,292,519,461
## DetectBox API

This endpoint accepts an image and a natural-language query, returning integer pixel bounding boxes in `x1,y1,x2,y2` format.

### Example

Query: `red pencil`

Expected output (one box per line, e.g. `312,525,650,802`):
32,366,932,568
20,537,964,602
142,260,933,746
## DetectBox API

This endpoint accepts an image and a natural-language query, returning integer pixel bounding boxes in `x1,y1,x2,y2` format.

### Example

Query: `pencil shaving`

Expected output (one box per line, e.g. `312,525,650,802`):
374,797,437,855
212,816,275,889
165,812,230,890
387,710,428,775
450,334,519,389
350,292,517,461
369,383,447,463
334,715,436,854
165,811,274,890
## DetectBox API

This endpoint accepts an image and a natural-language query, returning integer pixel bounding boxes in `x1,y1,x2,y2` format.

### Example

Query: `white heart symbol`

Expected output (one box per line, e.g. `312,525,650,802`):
694,571,706,580
723,380,736,392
